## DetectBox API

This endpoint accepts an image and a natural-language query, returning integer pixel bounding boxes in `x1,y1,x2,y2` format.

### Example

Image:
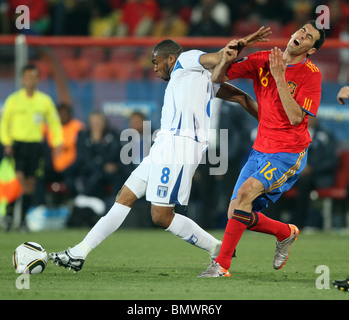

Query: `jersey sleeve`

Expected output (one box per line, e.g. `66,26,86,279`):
226,51,262,80
296,68,322,117
0,95,14,146
177,50,206,71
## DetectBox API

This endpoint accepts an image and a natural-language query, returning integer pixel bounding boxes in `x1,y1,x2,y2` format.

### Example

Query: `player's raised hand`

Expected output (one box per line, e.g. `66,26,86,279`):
222,39,240,63
337,86,349,105
269,47,286,81
239,26,272,48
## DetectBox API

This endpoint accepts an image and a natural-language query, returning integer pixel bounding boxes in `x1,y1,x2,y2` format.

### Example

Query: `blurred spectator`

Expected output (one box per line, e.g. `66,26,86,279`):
250,0,283,24
189,0,230,36
62,0,91,35
72,110,124,200
189,0,231,36
8,0,50,35
282,0,313,37
0,0,10,34
325,0,349,38
116,0,159,37
44,102,84,199
128,111,151,166
89,0,121,37
151,2,188,37
289,116,338,229
0,64,63,230
231,13,263,38
107,0,124,10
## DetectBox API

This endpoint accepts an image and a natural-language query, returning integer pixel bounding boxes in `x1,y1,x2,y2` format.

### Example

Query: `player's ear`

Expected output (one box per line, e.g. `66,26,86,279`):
167,54,177,66
307,47,317,57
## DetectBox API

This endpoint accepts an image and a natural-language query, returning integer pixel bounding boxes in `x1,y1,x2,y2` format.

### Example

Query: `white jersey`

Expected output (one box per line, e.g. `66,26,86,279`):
125,50,220,206
158,50,220,146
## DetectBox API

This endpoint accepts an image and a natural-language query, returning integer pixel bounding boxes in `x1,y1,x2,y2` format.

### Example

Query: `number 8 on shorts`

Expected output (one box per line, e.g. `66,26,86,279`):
160,167,170,184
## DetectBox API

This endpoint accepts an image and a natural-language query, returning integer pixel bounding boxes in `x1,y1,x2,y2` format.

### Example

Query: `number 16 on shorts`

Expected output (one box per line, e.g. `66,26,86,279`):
260,161,277,180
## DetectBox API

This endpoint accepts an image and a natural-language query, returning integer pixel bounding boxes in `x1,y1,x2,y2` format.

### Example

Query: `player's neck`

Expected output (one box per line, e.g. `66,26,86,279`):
283,50,307,65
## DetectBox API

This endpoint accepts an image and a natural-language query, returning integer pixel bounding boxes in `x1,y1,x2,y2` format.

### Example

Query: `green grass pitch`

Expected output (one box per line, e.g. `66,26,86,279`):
1,228,349,300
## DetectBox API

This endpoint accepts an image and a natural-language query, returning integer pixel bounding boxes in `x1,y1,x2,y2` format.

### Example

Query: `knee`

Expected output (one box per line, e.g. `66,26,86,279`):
227,200,236,219
151,206,174,229
115,185,138,207
236,186,250,204
234,179,264,213
235,179,261,205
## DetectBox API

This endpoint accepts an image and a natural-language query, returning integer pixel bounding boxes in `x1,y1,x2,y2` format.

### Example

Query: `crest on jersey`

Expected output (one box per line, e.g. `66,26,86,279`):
157,186,168,198
287,81,298,96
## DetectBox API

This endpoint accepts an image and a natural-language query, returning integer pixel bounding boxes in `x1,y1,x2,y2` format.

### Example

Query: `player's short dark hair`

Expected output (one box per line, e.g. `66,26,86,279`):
306,20,325,51
21,64,39,75
153,39,183,59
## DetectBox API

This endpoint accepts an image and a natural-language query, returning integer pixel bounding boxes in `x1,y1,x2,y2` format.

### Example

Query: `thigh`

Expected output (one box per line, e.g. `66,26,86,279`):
231,149,308,212
231,149,259,201
146,136,202,206
251,149,308,211
252,149,308,199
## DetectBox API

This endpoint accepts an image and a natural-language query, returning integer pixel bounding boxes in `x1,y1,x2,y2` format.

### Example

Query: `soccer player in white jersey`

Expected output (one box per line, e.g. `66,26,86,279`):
49,28,270,272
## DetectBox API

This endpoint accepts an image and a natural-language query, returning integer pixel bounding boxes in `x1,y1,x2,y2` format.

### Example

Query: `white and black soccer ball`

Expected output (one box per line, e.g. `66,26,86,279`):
12,242,48,274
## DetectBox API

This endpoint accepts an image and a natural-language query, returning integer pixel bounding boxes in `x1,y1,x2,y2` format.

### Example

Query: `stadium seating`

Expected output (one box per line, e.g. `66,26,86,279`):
284,150,349,230
314,151,349,230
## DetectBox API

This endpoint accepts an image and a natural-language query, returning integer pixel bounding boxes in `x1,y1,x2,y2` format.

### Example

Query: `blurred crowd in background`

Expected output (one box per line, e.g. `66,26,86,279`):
0,0,349,39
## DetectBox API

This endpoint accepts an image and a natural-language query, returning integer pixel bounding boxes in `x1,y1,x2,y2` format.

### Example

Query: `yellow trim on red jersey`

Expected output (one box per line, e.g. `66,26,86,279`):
305,60,320,73
265,150,306,193
302,97,313,111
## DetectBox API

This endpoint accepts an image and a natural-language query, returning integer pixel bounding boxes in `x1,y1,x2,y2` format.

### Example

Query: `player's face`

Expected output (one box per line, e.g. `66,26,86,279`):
151,51,172,81
287,24,320,57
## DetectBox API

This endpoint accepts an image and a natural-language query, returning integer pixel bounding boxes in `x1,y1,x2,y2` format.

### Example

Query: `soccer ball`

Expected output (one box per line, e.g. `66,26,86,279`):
12,242,48,274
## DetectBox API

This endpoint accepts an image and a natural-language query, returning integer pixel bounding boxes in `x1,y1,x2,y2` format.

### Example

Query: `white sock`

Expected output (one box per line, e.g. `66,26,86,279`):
70,202,131,259
165,213,220,257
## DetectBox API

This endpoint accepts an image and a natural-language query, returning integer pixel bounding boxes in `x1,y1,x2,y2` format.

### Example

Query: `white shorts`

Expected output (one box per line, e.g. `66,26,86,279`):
127,134,204,206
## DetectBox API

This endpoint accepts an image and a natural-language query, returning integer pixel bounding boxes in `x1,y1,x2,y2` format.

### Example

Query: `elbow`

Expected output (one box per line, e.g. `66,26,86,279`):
289,116,303,126
211,71,227,84
288,110,305,126
211,75,223,84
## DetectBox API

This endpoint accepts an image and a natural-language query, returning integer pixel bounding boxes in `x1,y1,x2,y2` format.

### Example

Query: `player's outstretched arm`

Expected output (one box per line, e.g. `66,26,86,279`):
208,40,241,84
217,83,258,121
200,41,238,71
200,27,271,74
337,86,349,105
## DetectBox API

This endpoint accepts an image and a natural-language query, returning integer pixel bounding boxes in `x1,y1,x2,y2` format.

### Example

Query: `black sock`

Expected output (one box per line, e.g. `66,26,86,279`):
6,202,14,218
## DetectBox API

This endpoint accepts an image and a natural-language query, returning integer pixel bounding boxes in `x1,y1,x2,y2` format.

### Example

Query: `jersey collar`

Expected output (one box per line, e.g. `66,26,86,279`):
286,58,307,68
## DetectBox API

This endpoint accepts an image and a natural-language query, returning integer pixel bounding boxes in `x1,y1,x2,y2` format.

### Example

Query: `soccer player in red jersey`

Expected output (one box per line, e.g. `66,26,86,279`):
199,20,326,277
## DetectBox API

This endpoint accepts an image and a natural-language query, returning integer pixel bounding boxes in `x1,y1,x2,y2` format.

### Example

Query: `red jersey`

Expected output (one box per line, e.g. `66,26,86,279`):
226,51,322,153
